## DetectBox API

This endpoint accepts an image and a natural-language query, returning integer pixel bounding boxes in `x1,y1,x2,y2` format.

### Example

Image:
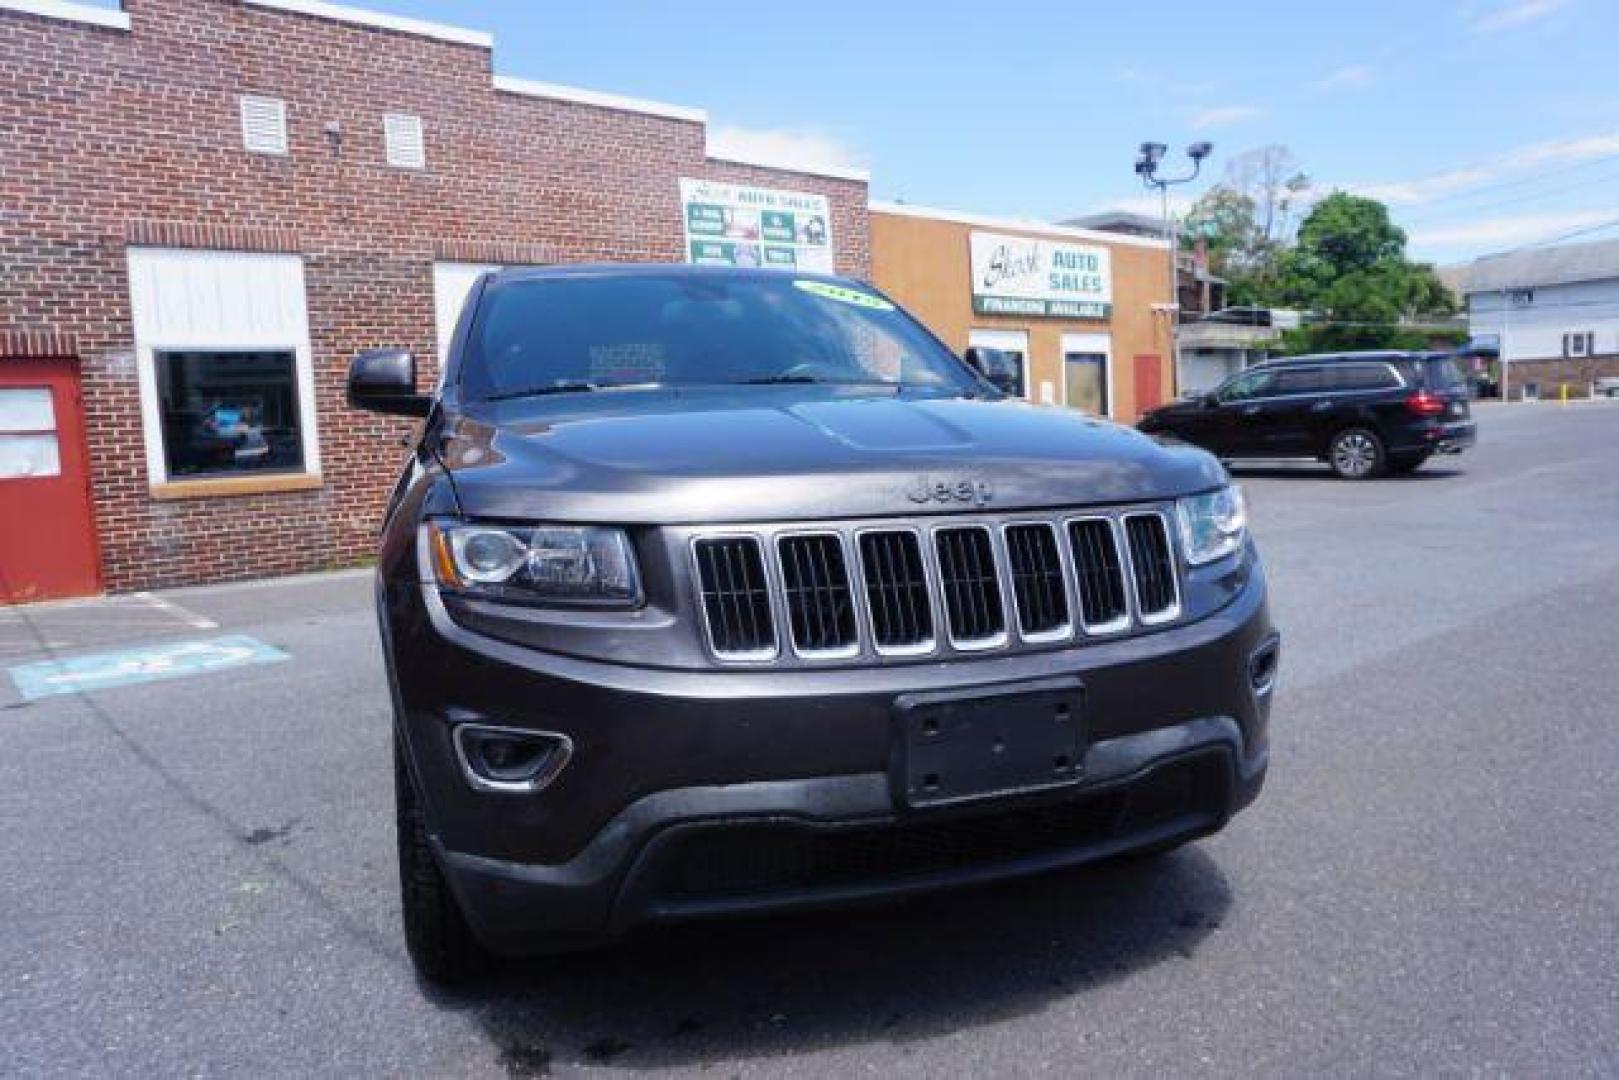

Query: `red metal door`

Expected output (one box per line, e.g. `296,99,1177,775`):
1134,353,1165,417
0,360,100,603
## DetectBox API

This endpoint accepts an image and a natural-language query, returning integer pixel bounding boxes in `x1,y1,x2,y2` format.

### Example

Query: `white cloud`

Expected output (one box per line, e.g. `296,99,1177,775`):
706,125,866,175
1347,129,1619,208
1505,132,1619,166
1469,0,1571,33
1353,167,1494,205
1408,208,1614,252
1186,105,1263,129
1314,64,1375,92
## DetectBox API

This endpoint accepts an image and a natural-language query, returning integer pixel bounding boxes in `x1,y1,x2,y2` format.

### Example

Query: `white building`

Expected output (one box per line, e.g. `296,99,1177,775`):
1466,238,1619,397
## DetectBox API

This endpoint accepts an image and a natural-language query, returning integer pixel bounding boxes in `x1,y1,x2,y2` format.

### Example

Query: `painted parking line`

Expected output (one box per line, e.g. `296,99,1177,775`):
8,635,289,701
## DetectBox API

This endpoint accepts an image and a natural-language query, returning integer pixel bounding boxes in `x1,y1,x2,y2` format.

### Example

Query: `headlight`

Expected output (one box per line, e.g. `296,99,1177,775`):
427,522,640,605
1175,485,1247,566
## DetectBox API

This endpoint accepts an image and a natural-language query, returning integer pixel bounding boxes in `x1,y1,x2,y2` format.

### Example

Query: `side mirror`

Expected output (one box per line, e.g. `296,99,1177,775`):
347,348,431,417
963,346,1022,396
1203,392,1220,407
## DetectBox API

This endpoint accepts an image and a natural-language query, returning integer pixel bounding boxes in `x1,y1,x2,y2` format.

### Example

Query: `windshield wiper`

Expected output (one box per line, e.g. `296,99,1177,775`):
484,380,668,402
734,376,908,387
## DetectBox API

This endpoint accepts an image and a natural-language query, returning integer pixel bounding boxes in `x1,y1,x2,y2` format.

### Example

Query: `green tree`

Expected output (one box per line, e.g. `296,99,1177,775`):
1183,145,1310,303
1273,192,1458,353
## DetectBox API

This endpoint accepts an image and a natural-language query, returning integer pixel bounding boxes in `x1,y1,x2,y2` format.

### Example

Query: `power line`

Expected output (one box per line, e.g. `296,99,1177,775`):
1400,166,1619,226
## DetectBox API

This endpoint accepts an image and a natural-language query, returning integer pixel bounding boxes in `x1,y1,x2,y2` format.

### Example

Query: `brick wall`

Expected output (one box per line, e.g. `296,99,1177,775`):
1504,354,1619,398
0,0,870,592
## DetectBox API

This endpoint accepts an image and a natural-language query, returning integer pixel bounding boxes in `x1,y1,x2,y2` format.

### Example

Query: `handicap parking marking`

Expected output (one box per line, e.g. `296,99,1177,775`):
8,635,289,702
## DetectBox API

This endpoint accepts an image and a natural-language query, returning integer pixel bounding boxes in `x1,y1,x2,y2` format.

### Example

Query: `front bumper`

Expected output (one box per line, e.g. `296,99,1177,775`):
383,559,1277,955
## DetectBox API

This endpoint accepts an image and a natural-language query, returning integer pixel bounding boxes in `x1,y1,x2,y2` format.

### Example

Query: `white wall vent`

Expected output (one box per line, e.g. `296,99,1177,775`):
240,95,289,155
384,113,426,170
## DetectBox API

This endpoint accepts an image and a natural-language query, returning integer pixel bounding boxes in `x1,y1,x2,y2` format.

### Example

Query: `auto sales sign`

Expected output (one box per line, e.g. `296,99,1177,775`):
969,231,1112,318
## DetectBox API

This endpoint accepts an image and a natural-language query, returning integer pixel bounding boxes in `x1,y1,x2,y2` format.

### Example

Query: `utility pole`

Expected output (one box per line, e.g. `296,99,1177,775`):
1136,141,1212,398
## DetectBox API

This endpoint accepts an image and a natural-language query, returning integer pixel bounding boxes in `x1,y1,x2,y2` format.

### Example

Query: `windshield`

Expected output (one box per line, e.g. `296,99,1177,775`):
460,273,979,401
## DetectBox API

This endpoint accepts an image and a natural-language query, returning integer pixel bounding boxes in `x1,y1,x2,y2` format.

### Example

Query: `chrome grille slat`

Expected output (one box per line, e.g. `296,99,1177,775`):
934,526,1006,648
693,537,776,659
1123,512,1180,623
859,530,934,654
1005,523,1070,639
778,534,858,657
1068,518,1129,632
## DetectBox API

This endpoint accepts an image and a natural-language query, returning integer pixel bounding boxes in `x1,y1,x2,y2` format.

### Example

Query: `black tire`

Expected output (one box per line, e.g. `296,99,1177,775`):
1327,427,1385,479
1386,453,1429,476
396,732,488,986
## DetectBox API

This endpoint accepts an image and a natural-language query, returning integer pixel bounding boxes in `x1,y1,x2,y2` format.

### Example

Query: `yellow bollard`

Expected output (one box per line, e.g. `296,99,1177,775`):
1561,383,1568,405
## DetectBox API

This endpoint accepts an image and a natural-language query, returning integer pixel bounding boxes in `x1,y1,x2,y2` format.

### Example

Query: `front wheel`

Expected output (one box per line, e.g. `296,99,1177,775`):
396,732,488,985
1327,427,1385,479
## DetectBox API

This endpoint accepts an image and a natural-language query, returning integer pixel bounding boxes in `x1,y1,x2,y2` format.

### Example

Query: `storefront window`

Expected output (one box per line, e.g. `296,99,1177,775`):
155,350,304,478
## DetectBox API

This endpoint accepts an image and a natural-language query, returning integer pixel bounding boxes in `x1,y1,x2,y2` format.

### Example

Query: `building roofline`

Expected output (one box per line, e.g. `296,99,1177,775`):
0,0,130,30
706,151,870,183
492,76,706,124
241,0,492,48
869,200,1170,250
2,0,871,184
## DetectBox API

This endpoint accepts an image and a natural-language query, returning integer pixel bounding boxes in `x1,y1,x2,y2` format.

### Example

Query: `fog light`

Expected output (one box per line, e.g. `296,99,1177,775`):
452,724,573,794
1249,636,1280,696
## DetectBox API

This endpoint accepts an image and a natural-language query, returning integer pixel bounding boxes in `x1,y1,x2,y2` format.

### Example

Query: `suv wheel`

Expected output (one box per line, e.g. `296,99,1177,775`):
1328,427,1384,479
396,732,488,985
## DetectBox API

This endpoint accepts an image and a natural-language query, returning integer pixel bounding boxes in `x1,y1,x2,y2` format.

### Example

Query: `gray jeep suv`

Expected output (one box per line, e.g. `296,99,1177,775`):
348,265,1279,983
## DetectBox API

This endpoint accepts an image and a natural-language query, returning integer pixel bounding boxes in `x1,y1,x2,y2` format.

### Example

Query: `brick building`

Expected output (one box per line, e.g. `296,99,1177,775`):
0,0,869,600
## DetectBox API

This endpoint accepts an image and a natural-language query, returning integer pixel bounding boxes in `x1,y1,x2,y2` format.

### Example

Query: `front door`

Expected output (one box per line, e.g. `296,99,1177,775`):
1134,353,1165,416
0,360,100,602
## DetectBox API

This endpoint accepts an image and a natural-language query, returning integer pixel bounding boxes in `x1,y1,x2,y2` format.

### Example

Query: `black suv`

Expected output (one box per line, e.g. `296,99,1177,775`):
348,265,1278,983
1138,352,1477,478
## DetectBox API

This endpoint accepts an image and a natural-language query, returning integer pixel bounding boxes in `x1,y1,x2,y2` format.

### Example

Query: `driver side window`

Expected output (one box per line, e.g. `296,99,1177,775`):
1217,370,1276,403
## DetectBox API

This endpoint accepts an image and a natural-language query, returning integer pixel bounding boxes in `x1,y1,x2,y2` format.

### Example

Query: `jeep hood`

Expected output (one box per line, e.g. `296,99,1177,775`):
437,388,1224,523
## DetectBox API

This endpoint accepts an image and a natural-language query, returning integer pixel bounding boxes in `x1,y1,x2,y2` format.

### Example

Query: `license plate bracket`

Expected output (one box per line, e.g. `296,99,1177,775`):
890,676,1085,808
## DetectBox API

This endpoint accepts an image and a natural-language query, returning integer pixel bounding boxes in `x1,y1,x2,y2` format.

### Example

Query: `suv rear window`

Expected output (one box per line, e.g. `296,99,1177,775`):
1407,357,1465,391
1329,364,1402,391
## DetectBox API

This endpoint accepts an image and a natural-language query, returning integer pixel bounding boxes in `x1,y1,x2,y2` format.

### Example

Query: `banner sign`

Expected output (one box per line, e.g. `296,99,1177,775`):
679,178,834,273
969,230,1112,318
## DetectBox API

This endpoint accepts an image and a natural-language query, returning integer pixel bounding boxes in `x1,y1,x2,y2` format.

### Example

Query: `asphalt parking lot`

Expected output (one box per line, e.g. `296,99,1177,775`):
3,401,1617,1077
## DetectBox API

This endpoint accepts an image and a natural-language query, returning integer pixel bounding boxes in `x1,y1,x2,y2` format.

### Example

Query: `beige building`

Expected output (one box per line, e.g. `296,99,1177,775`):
870,203,1175,420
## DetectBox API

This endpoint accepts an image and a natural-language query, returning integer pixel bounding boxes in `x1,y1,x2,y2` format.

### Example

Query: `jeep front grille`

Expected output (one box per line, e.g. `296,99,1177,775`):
689,505,1183,664
777,534,858,657
692,537,776,659
1122,512,1180,623
858,530,935,654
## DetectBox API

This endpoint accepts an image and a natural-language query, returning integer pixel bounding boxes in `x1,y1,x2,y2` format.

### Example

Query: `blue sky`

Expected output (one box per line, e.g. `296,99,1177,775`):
97,0,1619,263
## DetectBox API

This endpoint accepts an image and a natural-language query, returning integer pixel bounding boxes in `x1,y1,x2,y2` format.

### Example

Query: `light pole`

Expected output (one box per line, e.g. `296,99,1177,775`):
1136,141,1212,397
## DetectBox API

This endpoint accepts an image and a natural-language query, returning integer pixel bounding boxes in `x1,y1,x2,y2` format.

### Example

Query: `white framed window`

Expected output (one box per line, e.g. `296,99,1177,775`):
1060,331,1113,417
125,248,320,489
967,329,1031,401
1564,331,1594,358
383,113,426,169
240,95,288,155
